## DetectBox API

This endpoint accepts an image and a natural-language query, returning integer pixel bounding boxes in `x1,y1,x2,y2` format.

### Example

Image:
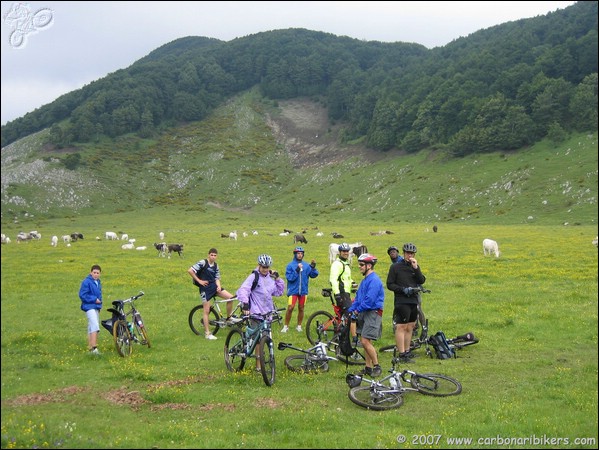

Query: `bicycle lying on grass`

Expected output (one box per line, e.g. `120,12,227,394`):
379,286,478,357
304,288,366,366
345,354,462,411
188,296,243,336
278,341,338,373
101,291,150,357
223,308,285,386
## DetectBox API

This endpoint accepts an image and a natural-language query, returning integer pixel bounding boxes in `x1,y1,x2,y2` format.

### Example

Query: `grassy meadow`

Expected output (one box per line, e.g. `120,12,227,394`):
1,209,597,448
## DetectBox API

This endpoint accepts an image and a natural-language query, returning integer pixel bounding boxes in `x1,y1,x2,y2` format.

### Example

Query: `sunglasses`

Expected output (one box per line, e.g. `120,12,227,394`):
358,263,366,267
259,265,270,269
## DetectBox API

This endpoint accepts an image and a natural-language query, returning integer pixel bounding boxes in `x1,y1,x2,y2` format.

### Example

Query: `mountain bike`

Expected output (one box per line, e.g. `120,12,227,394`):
101,291,150,357
277,341,338,373
223,308,285,386
188,296,242,336
345,354,462,411
379,286,478,357
304,288,366,366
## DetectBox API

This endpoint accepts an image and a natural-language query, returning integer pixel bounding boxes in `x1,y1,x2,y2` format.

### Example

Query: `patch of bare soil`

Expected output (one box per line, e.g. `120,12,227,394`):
4,386,89,406
265,98,390,169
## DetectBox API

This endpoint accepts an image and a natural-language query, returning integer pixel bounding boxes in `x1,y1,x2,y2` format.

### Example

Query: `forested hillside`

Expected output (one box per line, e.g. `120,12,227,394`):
1,1,597,155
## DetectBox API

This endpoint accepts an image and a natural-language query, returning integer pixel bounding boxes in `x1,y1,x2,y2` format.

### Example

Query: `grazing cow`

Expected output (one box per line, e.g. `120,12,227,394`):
16,232,31,243
229,231,238,241
592,236,598,248
159,232,164,241
279,231,290,236
1,236,10,244
121,233,129,241
332,232,344,239
294,234,308,244
121,243,134,250
51,235,58,247
316,231,324,237
62,234,72,243
252,230,259,235
29,231,41,240
167,243,184,258
352,245,368,259
433,225,438,233
70,232,84,241
154,242,167,257
136,246,147,251
483,239,500,257
242,232,248,238
105,231,118,240
328,242,363,264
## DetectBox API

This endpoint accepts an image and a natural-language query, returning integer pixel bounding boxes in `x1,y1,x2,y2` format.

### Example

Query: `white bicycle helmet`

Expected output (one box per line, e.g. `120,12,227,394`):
338,242,351,252
358,253,378,266
257,254,273,267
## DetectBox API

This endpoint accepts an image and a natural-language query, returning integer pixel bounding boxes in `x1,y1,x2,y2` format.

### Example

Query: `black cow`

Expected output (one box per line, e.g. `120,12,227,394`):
70,233,84,241
294,234,308,244
352,245,368,258
433,225,438,233
167,243,184,258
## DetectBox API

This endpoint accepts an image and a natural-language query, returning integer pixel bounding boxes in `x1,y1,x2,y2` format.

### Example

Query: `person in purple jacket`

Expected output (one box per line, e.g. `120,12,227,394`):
79,264,103,355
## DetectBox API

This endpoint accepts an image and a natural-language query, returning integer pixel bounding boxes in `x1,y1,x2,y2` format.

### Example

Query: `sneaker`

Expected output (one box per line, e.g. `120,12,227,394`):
296,325,302,332
281,325,289,333
205,334,218,340
371,365,382,377
89,348,101,355
358,366,373,376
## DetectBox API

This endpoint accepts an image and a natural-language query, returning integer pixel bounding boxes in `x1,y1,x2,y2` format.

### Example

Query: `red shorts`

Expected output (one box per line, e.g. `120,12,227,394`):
288,295,307,307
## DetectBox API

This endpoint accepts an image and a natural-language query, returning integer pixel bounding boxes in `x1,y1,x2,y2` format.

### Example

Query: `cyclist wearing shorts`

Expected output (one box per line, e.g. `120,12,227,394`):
386,243,426,363
188,248,236,340
347,254,384,377
282,246,319,333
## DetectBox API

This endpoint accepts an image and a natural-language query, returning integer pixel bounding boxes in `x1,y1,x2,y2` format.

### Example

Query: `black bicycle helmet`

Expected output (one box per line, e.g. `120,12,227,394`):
358,253,378,266
293,246,305,253
338,242,351,252
402,243,417,253
387,245,399,255
257,254,273,267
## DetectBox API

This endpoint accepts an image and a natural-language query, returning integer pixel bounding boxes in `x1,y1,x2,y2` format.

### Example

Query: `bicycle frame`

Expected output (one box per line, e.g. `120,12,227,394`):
224,308,284,386
278,341,338,373
346,358,462,410
188,296,242,336
103,291,150,357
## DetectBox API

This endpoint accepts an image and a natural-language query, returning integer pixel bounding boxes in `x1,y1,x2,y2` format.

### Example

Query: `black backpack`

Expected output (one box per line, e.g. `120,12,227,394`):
428,331,455,359
337,313,356,357
192,259,215,287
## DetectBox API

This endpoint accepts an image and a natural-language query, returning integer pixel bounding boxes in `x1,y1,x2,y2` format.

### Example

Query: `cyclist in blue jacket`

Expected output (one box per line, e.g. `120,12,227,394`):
79,264,103,355
282,246,319,333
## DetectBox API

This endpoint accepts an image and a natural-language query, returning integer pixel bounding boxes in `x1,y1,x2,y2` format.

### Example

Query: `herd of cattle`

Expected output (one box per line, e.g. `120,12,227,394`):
3,229,597,257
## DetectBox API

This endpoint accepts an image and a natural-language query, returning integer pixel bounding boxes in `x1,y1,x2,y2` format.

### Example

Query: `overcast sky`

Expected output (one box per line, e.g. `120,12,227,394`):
1,1,576,126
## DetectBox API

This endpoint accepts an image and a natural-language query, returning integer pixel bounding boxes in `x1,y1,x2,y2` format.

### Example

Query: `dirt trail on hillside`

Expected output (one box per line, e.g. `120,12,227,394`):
265,99,388,168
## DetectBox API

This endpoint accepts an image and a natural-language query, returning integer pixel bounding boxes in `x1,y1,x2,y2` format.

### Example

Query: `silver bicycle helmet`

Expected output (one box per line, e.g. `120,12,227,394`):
293,246,305,253
338,242,351,252
402,243,417,253
387,246,399,255
257,254,273,267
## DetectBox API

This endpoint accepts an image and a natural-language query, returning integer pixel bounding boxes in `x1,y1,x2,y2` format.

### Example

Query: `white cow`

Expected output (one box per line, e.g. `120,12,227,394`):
593,236,598,248
105,231,118,240
483,239,500,257
51,235,58,247
159,232,165,241
121,233,129,241
61,234,72,243
229,231,238,241
328,242,363,264
121,243,134,250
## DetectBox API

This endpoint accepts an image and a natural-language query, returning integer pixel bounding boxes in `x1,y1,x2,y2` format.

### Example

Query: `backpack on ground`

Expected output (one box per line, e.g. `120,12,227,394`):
337,313,356,357
428,331,455,359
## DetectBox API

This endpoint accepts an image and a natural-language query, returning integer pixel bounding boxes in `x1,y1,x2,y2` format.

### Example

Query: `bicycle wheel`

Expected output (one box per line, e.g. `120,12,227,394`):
306,310,335,345
189,305,221,336
113,319,132,357
284,354,329,373
134,321,151,348
258,335,276,386
411,373,462,396
224,328,246,371
348,386,404,411
380,344,396,354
